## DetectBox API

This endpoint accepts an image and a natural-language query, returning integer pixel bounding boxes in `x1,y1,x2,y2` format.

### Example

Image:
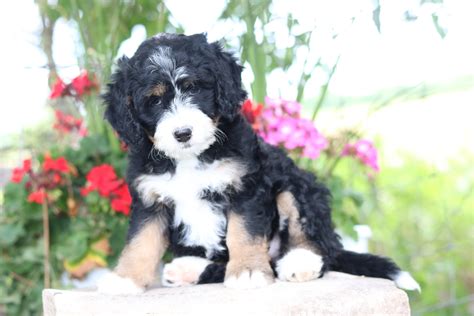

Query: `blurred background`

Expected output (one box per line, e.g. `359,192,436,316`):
0,0,473,315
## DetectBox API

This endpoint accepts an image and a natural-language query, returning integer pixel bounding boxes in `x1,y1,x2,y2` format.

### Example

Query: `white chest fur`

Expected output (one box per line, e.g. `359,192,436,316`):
135,158,245,257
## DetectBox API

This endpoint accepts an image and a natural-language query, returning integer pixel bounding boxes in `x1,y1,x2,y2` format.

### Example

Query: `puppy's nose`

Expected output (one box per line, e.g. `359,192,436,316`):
173,127,192,142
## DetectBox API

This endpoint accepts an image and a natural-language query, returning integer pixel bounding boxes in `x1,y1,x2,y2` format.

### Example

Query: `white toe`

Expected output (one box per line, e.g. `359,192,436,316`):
276,248,323,282
224,270,272,289
162,256,211,287
96,272,144,295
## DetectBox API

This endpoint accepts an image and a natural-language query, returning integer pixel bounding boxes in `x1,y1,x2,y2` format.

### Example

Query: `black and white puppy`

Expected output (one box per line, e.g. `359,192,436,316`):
97,33,420,294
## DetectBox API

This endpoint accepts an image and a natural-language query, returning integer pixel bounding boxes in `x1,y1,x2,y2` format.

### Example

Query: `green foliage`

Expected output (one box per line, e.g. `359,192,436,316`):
1,0,458,314
0,134,129,315
334,154,474,315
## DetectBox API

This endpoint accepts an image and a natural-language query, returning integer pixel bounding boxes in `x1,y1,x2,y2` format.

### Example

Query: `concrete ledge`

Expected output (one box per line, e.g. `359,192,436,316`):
43,272,410,316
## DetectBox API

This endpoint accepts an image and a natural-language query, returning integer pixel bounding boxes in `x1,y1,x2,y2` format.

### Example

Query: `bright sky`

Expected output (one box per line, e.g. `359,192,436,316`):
1,0,473,141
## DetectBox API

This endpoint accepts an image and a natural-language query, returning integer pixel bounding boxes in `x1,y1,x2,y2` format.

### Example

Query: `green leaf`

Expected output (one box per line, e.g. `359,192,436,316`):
432,13,447,38
0,223,25,246
372,1,381,33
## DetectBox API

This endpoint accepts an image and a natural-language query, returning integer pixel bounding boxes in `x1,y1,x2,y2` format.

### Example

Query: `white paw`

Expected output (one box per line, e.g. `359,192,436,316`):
162,256,211,287
276,248,323,282
392,271,421,292
224,270,273,289
96,272,144,295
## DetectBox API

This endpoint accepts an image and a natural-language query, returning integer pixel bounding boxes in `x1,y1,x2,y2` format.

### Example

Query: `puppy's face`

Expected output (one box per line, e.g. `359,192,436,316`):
139,46,218,159
104,34,247,159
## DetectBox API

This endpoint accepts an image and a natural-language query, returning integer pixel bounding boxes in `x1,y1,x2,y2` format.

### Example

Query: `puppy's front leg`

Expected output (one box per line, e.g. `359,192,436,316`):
224,212,274,289
97,208,169,294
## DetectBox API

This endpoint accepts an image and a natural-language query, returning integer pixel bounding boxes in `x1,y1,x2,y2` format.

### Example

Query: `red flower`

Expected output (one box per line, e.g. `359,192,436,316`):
10,159,32,183
52,173,62,184
80,186,94,196
82,164,131,216
43,156,70,173
53,110,85,135
11,168,25,183
71,70,98,97
49,77,68,99
242,99,263,130
110,184,132,216
83,164,123,197
28,189,48,204
120,141,128,152
23,159,32,172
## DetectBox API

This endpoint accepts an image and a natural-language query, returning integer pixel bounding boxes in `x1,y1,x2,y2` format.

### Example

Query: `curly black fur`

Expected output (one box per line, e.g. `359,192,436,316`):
104,33,408,286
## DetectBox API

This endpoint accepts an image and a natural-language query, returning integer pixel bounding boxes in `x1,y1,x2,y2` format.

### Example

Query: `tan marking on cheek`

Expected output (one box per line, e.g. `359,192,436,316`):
114,218,168,288
225,213,273,281
147,83,167,97
276,191,319,253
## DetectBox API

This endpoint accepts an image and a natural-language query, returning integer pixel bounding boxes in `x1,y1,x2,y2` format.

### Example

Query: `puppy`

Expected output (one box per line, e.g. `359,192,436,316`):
97,33,420,294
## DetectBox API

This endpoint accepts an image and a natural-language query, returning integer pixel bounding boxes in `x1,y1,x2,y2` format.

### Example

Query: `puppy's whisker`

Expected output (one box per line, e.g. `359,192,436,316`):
148,146,165,162
214,128,228,145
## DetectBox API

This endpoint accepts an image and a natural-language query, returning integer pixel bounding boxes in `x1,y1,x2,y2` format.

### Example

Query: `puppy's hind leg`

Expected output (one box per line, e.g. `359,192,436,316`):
275,191,326,282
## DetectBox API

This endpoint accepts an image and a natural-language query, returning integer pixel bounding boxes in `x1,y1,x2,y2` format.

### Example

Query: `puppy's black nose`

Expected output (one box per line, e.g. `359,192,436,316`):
173,127,192,142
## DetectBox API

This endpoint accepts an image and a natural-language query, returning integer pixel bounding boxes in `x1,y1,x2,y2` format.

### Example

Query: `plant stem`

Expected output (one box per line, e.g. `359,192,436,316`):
324,154,343,179
311,55,341,121
42,199,51,289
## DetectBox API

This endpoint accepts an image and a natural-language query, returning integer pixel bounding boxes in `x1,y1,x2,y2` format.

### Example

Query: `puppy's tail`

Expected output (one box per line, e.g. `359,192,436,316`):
328,250,421,292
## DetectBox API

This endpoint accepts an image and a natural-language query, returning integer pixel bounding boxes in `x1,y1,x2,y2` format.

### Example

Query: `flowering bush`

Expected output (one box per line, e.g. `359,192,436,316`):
81,164,132,216
256,97,329,159
2,77,380,315
49,70,98,100
242,97,379,173
342,140,380,172
53,110,87,136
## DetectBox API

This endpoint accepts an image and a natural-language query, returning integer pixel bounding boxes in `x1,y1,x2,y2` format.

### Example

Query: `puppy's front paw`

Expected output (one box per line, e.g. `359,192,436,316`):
224,261,274,289
96,272,144,295
162,256,211,287
276,248,323,282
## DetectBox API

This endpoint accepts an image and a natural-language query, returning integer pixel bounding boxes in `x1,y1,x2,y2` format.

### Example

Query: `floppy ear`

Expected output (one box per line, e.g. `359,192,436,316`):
103,57,146,148
212,42,248,121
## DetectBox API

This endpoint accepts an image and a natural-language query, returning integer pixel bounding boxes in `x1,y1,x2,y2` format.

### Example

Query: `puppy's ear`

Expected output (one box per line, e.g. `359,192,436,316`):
212,42,247,121
103,57,146,148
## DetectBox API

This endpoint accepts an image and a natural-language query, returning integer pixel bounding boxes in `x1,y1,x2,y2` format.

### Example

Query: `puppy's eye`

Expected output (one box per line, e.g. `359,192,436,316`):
147,83,167,97
182,80,199,93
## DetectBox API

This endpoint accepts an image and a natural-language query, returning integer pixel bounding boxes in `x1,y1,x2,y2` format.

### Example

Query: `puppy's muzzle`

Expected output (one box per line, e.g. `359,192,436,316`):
173,127,193,143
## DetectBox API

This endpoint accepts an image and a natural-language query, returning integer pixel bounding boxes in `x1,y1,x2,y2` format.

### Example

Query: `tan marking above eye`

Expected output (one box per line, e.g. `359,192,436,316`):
147,83,167,97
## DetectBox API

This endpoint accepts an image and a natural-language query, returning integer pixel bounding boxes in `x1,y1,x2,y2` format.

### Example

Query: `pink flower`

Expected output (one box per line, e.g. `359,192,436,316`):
302,144,322,159
282,100,301,116
258,98,328,159
342,139,380,172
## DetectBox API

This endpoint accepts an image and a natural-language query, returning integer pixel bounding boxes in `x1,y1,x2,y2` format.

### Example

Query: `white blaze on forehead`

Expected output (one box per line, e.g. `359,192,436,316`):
148,47,175,73
148,47,189,83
